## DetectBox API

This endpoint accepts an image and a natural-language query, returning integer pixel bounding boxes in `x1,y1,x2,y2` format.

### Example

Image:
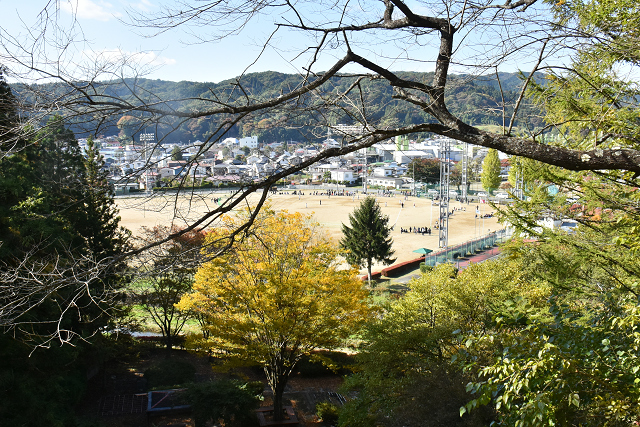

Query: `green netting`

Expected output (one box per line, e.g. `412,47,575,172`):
422,229,509,267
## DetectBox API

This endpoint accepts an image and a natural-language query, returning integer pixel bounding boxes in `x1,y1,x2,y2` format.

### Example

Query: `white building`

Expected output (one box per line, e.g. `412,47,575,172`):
367,176,404,189
393,150,435,164
239,135,259,149
221,137,239,146
372,166,395,177
331,169,356,183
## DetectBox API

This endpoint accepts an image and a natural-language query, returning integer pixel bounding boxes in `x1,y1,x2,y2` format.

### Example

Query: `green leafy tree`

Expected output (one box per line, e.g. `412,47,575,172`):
481,149,501,195
341,260,546,427
340,196,396,284
463,228,640,426
0,92,129,424
171,145,183,161
408,158,441,183
134,225,204,350
507,155,541,195
465,22,640,413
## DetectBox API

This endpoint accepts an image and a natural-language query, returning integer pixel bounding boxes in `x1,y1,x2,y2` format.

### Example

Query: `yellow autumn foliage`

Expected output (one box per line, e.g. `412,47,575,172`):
178,207,372,369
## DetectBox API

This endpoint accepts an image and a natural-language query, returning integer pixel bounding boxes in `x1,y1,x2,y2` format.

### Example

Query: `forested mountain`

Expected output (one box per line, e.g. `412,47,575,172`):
14,71,543,145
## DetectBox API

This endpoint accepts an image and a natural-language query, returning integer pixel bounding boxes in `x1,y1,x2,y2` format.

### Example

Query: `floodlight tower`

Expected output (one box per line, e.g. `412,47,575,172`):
461,142,468,203
140,132,155,192
439,138,451,249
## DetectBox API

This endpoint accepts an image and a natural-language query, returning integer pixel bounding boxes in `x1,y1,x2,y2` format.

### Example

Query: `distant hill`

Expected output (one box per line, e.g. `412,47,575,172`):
14,71,545,144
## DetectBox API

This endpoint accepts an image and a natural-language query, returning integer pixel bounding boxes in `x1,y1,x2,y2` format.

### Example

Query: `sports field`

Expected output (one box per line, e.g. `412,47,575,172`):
116,189,501,272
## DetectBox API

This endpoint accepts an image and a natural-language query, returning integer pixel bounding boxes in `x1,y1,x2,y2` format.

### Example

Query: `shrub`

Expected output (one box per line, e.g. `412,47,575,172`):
316,401,339,426
185,380,263,427
420,262,434,273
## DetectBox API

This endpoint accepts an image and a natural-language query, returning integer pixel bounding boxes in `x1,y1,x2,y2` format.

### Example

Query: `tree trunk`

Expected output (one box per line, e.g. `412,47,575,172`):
272,381,287,422
163,324,173,351
265,361,292,422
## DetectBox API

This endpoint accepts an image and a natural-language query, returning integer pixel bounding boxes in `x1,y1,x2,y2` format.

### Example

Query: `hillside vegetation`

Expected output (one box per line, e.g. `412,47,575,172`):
16,71,543,144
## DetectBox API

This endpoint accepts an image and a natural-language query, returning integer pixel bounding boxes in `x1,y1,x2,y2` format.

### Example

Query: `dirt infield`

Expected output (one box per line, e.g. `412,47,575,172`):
116,190,501,271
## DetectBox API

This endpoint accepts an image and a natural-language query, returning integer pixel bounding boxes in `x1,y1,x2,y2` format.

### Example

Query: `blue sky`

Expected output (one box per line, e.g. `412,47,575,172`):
0,0,548,83
0,0,292,82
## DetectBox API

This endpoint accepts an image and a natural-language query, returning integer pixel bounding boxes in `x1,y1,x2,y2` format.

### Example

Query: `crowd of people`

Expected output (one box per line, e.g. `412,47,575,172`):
400,226,432,235
475,211,494,218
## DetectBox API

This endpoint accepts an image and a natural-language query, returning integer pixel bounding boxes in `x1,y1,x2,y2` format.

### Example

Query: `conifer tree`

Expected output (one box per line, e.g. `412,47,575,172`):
481,149,501,195
340,196,396,285
0,116,130,339
81,136,130,259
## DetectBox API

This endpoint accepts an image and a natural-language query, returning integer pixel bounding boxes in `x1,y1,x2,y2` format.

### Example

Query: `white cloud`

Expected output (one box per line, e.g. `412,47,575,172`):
86,49,176,68
127,0,154,13
61,0,123,22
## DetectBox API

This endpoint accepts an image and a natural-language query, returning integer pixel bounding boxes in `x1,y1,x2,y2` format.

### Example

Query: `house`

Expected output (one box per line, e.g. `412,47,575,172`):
289,155,303,167
139,171,159,189
500,159,511,177
211,164,229,176
308,163,337,181
111,179,139,195
159,166,183,179
246,154,268,165
248,162,277,178
331,168,356,183
372,166,395,177
222,163,241,174
221,137,238,146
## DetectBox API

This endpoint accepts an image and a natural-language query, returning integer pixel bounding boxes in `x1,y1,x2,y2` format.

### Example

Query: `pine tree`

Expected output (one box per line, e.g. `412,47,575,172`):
481,148,501,195
340,196,396,285
81,136,130,259
0,117,130,339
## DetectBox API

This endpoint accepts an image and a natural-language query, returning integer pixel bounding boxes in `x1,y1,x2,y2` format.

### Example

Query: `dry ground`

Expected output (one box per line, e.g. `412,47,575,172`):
116,189,501,273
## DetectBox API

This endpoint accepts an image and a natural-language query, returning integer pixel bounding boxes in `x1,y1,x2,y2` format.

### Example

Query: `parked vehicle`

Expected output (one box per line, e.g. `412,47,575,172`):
495,192,509,199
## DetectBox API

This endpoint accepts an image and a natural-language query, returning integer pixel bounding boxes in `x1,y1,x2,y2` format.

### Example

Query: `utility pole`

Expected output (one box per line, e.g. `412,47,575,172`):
412,159,415,196
363,146,368,193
